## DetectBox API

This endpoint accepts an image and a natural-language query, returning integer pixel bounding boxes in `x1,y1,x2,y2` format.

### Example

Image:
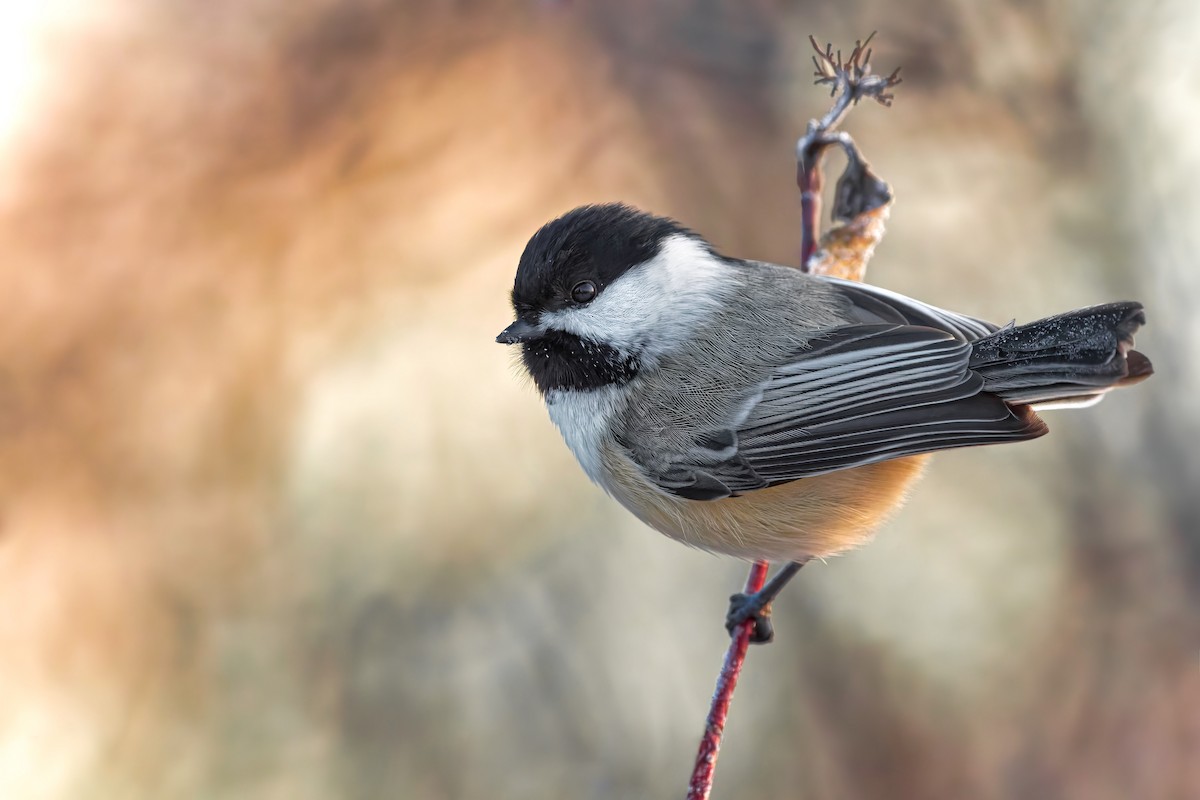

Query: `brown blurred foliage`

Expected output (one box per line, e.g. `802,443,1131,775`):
0,1,1197,798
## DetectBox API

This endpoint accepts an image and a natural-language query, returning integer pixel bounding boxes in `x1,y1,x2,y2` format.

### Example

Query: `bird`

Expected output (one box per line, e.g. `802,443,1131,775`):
496,203,1152,641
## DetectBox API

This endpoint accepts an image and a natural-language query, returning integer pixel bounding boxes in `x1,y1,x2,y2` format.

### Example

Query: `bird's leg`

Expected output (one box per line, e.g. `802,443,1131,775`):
725,560,809,644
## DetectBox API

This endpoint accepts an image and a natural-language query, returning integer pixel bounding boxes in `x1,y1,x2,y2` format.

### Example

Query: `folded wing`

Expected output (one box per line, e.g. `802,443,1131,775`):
644,324,1047,501
823,277,1000,341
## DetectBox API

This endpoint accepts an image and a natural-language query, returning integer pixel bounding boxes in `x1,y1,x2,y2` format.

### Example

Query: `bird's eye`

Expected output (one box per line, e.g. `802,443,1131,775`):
571,280,597,304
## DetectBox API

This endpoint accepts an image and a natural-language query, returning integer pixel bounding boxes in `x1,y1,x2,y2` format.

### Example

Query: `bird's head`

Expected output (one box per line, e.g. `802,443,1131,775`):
497,203,731,394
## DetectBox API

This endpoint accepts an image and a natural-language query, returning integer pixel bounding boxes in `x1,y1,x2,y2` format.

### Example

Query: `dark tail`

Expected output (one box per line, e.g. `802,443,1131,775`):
969,302,1153,408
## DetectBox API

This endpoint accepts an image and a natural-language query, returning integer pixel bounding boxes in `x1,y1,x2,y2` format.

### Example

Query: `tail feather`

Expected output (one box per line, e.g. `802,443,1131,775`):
969,302,1152,407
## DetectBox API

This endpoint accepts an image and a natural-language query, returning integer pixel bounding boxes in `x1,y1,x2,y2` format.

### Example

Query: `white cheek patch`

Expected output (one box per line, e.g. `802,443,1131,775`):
539,235,732,362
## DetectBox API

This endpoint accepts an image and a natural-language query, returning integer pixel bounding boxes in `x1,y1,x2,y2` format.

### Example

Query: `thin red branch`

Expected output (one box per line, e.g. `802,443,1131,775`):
686,559,769,800
798,154,827,267
686,33,901,800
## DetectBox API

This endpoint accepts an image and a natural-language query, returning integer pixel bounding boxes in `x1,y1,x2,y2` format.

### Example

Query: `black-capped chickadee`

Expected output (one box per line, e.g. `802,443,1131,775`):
498,204,1152,569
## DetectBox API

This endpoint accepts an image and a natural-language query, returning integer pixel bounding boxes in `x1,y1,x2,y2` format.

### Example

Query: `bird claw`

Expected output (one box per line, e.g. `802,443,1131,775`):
725,592,775,645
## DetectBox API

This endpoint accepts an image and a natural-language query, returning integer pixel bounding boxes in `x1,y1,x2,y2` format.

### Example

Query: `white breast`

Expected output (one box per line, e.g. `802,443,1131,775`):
544,386,625,488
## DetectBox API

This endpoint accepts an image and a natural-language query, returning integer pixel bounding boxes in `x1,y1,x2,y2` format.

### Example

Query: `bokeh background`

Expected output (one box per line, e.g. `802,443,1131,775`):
1,1,1198,798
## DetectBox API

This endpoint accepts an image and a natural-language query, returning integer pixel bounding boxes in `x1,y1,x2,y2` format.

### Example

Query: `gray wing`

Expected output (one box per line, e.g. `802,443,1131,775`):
644,324,1047,501
823,276,1000,342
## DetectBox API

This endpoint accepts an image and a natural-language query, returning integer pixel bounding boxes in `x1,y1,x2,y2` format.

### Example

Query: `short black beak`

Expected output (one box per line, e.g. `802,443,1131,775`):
495,319,540,345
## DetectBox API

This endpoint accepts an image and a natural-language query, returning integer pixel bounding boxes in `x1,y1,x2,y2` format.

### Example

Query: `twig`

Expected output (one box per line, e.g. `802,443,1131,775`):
798,33,901,267
686,560,768,800
686,34,901,800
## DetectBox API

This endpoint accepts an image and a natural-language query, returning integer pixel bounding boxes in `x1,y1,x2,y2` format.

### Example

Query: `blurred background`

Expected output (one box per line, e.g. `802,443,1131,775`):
1,1,1197,798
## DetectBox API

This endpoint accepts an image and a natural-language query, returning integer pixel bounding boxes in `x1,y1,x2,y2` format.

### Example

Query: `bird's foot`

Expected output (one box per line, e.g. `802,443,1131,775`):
723,560,809,645
725,592,775,645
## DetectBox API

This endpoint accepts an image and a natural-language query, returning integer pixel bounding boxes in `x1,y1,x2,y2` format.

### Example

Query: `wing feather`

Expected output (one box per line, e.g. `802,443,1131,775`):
640,323,1047,499
824,277,1000,341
